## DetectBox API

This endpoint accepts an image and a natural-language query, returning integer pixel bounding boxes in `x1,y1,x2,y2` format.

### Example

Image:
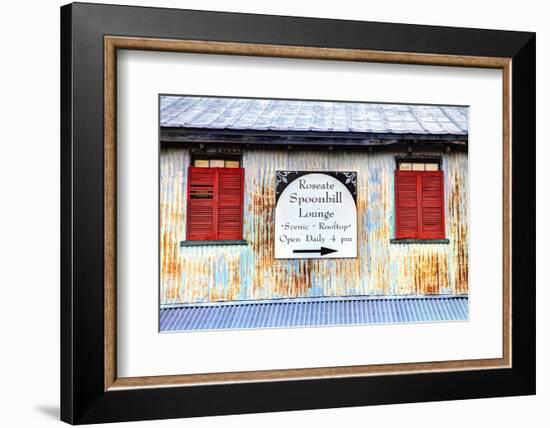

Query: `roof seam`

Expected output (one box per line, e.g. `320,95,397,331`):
162,97,200,125
207,98,238,127
440,107,465,133
232,98,258,129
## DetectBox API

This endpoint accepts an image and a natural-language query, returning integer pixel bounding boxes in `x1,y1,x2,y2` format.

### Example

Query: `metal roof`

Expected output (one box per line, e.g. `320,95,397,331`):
160,296,468,332
160,96,468,136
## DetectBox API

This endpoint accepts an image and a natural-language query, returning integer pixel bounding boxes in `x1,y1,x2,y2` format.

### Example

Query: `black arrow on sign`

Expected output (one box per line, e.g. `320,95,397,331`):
293,247,338,256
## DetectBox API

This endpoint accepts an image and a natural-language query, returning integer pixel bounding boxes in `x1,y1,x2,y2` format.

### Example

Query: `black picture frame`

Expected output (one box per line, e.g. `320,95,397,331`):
61,2,535,424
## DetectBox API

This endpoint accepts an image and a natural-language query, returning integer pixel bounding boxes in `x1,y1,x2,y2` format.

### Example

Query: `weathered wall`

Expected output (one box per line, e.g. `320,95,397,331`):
160,146,468,304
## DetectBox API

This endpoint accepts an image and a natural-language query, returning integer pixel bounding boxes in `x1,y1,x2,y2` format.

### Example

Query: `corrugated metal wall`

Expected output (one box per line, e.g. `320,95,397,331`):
160,147,468,304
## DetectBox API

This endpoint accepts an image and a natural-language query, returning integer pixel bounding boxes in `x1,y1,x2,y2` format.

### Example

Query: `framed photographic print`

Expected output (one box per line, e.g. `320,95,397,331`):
60,2,536,424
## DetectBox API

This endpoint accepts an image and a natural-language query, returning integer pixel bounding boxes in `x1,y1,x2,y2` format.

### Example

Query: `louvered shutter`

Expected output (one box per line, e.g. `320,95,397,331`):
217,168,244,240
395,171,420,238
420,171,445,239
186,166,244,241
187,167,217,240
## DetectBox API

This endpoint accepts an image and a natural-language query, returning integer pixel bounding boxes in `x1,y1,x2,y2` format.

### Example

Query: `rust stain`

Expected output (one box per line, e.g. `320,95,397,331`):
448,155,469,294
160,147,468,304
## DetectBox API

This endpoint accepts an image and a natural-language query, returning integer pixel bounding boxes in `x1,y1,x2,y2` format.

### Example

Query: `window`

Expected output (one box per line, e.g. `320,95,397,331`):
186,159,244,241
394,160,445,240
193,158,241,168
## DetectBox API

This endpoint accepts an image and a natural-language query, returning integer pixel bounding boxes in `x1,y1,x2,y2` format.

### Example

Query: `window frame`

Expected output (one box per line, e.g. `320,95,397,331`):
392,156,449,244
183,157,246,245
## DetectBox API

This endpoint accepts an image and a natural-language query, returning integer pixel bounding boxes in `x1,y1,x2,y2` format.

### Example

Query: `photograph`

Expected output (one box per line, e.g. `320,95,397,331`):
159,95,469,332
55,2,535,424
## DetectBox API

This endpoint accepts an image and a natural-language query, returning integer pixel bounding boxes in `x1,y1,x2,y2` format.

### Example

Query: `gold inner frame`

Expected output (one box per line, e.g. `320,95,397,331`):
104,36,512,391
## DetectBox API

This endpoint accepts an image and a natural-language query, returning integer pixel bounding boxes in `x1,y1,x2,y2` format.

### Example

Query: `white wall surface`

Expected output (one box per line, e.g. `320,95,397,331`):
0,0,545,427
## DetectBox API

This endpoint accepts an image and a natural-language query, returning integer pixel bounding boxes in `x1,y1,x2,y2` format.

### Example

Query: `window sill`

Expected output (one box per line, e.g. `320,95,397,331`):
180,240,248,247
390,238,450,244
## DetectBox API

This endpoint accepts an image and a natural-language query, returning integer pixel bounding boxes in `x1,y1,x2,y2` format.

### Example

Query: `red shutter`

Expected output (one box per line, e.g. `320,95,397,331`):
187,167,216,240
217,168,244,240
420,171,445,239
186,166,244,241
395,170,445,240
395,171,420,238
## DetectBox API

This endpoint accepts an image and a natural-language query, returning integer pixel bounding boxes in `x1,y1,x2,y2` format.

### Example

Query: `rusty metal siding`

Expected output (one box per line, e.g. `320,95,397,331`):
160,146,468,304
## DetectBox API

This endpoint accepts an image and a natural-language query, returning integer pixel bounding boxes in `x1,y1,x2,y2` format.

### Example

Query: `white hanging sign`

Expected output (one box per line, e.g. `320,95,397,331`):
274,171,358,259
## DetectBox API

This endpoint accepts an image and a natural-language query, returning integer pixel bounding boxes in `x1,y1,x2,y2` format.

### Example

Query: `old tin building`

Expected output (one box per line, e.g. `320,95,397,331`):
159,96,468,330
